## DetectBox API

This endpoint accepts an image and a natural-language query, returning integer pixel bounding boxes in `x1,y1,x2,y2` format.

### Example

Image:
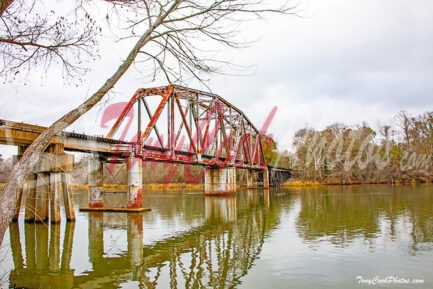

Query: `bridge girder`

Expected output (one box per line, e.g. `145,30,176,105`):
106,85,267,169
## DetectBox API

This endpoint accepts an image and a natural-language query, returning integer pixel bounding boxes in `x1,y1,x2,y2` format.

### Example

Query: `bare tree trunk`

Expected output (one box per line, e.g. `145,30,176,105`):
0,0,14,16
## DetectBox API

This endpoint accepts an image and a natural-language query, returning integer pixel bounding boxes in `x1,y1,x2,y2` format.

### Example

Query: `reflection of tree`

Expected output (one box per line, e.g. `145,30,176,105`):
296,185,433,248
386,186,433,246
297,187,380,244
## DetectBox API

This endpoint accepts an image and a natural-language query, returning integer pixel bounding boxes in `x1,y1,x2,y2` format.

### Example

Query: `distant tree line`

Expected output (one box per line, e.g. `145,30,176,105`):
291,110,433,184
7,108,433,186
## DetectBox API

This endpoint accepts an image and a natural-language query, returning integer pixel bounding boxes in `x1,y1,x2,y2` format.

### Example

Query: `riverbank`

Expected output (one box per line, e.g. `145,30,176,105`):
282,178,433,187
2,178,431,191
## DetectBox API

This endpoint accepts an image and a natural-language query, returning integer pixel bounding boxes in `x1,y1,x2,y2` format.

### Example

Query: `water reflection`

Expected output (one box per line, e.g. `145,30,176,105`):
205,196,237,222
296,185,433,250
3,185,433,288
9,222,75,288
5,190,286,288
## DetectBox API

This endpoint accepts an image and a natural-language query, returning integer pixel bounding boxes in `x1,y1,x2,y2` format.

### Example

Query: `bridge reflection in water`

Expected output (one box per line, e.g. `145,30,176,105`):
7,189,282,288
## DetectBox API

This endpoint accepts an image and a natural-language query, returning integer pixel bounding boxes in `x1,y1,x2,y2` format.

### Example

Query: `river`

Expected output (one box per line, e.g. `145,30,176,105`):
0,184,432,288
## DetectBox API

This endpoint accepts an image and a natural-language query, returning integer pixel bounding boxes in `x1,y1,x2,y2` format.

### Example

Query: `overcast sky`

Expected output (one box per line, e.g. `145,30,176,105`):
2,0,433,155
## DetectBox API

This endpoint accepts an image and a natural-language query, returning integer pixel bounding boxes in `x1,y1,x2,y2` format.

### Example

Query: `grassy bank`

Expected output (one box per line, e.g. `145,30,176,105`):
281,180,323,187
281,178,433,187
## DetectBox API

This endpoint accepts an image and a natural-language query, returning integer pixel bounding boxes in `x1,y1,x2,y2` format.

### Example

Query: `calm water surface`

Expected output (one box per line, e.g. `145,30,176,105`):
1,184,433,288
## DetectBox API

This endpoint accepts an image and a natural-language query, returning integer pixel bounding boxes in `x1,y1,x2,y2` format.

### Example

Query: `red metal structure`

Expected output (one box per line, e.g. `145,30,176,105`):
106,85,267,169
1,87,290,219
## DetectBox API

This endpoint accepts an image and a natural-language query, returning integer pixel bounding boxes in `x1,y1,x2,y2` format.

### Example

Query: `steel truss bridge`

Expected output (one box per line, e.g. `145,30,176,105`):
1,84,291,177
0,84,291,222
106,85,270,169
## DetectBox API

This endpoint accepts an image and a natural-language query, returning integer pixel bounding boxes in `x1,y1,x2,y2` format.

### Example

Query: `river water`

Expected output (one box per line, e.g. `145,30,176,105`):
1,184,433,288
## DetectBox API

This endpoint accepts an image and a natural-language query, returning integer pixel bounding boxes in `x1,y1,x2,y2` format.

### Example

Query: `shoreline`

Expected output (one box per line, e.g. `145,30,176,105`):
282,178,433,187
1,179,431,190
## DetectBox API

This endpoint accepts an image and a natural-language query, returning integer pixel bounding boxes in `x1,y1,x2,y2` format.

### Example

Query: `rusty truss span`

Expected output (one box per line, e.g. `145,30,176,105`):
0,84,292,222
106,85,268,170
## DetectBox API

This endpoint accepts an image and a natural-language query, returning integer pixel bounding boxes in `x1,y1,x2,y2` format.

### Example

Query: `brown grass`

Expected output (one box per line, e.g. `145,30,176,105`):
145,183,203,190
281,180,322,187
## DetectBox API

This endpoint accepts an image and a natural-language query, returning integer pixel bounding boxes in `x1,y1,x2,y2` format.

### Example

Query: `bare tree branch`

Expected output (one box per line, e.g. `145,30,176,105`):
0,0,100,82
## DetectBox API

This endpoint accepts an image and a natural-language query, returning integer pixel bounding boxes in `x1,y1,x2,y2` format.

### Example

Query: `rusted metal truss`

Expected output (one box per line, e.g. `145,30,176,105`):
106,85,266,169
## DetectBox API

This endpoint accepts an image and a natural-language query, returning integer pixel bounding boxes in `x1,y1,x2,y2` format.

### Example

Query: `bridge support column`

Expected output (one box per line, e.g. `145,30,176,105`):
263,168,270,189
246,169,269,188
49,172,62,223
34,172,49,223
88,157,104,208
17,151,74,223
127,157,143,208
61,173,76,221
24,173,37,222
204,167,236,195
246,170,259,188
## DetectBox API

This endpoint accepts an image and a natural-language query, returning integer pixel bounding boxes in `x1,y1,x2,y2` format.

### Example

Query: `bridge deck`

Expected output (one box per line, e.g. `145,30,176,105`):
0,119,291,178
0,119,131,155
0,119,263,168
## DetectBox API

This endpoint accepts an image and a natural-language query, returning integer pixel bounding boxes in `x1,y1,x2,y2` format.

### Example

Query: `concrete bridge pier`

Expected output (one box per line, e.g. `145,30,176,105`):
126,156,143,208
81,154,149,212
204,167,236,195
262,168,270,189
246,168,270,189
88,157,104,208
246,170,259,188
15,146,75,223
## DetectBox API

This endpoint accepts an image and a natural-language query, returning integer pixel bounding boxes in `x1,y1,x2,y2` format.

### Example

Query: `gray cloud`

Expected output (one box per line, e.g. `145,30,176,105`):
240,1,433,125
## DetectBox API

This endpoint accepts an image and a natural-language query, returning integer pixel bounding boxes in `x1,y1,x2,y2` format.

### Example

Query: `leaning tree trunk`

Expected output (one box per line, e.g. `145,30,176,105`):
0,0,14,16
0,24,161,244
